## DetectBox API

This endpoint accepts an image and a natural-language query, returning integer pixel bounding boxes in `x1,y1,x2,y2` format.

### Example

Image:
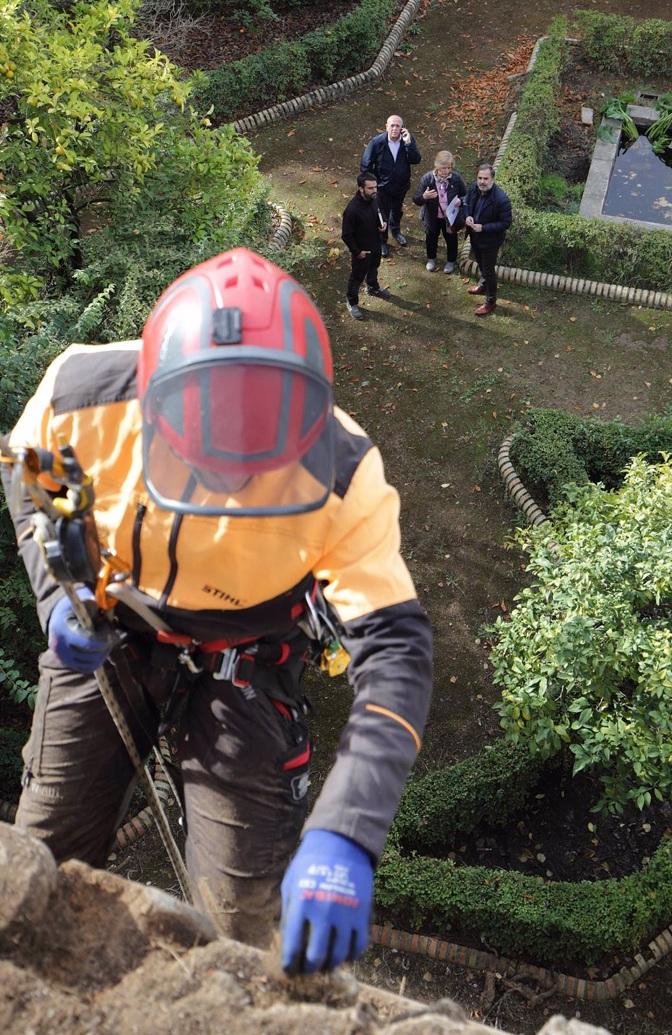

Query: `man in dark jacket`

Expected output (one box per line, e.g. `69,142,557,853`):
361,115,421,257
463,163,513,316
341,172,391,320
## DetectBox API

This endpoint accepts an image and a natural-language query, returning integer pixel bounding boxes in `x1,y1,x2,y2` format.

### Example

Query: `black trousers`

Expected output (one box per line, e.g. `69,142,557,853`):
347,250,382,304
426,219,459,262
16,648,309,948
470,240,500,301
377,189,406,240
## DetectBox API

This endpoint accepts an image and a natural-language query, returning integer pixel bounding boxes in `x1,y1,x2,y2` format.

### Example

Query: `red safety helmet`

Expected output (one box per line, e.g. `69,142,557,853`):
139,248,334,516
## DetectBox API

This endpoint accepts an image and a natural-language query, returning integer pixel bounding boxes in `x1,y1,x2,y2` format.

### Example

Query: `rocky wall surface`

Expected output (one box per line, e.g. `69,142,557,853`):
0,822,612,1035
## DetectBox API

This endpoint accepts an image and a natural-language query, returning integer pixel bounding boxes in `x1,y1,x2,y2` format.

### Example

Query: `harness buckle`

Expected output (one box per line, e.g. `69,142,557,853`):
212,647,239,682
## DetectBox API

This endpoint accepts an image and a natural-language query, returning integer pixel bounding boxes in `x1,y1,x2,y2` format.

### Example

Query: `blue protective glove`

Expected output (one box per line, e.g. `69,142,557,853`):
48,587,116,673
281,828,374,974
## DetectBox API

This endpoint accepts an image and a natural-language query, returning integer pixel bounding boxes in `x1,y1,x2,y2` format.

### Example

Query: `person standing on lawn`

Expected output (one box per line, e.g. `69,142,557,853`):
341,172,392,320
413,150,467,274
360,115,421,257
463,163,512,316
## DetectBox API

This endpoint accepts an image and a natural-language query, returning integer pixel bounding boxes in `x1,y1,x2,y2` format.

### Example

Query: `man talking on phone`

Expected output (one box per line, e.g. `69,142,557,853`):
341,172,391,320
360,115,421,257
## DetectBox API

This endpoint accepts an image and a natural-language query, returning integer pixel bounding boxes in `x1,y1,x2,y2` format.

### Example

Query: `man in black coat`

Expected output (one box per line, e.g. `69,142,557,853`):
463,164,513,316
341,172,391,321
360,115,421,257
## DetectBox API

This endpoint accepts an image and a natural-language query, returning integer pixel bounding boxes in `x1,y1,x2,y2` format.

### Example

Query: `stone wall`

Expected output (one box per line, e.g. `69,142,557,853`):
0,822,611,1035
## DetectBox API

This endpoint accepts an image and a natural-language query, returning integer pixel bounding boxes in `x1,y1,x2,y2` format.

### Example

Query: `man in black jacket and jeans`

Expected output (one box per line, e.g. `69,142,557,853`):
341,173,391,321
361,115,421,257
463,163,512,316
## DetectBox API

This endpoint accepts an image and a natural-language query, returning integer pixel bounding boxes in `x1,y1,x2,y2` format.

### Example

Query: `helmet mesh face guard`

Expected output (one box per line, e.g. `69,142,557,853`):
139,249,334,517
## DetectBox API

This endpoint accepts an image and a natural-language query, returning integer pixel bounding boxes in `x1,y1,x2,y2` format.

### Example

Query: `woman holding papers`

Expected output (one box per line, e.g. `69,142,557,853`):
413,151,466,274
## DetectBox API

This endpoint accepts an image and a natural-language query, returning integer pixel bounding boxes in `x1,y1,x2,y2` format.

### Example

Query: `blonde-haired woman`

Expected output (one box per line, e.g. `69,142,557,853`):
413,150,466,273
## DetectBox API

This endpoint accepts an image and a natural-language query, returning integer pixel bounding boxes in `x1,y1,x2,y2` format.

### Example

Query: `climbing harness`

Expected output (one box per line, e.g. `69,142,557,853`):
2,441,193,902
1,438,353,902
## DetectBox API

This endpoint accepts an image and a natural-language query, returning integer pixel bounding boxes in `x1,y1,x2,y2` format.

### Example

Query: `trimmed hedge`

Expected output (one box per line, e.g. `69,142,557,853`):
509,408,672,508
496,13,672,293
577,10,672,78
392,738,551,854
497,17,569,209
192,0,399,123
379,735,672,965
377,835,672,965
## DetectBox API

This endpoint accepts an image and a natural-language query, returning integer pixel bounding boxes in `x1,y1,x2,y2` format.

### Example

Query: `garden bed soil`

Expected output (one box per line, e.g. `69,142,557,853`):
155,0,376,71
425,760,672,884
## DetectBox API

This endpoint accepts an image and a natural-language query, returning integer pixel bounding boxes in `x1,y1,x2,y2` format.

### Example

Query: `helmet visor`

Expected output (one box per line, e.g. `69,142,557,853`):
142,353,334,516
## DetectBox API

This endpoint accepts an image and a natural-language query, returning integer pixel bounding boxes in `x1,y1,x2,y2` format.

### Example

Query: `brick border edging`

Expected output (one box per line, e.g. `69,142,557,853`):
232,0,423,134
370,921,672,1001
269,202,292,250
497,433,548,528
458,41,672,312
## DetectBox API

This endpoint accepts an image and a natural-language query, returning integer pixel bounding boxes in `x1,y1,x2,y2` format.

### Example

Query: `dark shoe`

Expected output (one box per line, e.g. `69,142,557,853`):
392,232,407,246
367,286,391,299
381,243,390,258
347,301,364,320
474,300,496,317
468,282,486,295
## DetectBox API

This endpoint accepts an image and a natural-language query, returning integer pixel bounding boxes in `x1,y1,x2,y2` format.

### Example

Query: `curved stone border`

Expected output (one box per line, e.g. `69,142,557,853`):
498,433,548,527
458,48,672,312
269,202,292,250
233,0,422,134
370,921,672,1002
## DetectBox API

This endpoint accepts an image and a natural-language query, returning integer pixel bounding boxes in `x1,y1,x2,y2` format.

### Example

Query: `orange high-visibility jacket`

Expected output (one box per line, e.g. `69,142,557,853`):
5,342,433,858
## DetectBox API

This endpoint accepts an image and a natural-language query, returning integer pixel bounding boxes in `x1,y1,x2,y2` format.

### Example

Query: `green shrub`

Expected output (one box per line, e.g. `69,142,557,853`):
376,835,672,965
490,456,672,813
192,0,397,122
510,409,672,507
497,18,568,208
0,0,266,299
0,650,37,711
576,11,672,78
392,739,551,854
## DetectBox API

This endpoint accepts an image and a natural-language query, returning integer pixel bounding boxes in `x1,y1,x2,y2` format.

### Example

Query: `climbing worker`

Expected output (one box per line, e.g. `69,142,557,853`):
2,248,432,975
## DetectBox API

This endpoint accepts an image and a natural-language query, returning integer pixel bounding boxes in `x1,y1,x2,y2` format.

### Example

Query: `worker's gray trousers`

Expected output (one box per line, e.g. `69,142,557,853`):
16,649,310,948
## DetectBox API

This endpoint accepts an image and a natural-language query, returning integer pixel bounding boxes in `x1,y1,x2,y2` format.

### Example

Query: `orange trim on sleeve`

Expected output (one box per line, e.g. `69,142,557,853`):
365,703,421,753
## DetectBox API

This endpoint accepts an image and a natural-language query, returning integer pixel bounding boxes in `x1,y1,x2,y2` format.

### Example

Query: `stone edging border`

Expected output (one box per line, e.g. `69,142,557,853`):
269,202,293,250
458,42,672,312
497,433,548,528
370,921,672,1002
232,0,423,134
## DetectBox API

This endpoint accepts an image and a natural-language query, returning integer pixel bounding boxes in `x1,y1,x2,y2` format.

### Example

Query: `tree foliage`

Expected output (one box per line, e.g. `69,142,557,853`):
490,456,672,813
0,0,265,303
